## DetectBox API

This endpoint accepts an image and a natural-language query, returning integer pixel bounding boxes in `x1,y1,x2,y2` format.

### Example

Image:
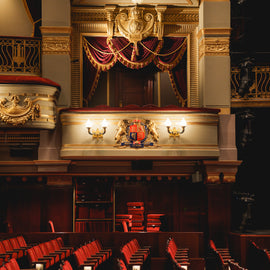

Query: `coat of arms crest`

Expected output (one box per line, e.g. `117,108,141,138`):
115,119,159,148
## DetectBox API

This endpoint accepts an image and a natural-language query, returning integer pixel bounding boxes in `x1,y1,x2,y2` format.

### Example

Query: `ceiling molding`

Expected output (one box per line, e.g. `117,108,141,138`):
71,0,199,7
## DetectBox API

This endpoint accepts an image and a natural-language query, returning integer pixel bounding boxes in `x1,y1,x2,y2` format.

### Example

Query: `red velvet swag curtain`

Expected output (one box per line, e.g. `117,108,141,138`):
83,36,187,106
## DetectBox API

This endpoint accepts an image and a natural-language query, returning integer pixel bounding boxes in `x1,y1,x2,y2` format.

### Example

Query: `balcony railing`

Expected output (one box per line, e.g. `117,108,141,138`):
231,66,270,106
0,36,41,75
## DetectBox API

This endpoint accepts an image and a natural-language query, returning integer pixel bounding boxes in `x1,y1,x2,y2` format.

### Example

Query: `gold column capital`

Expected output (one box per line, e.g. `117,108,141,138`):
42,36,71,55
199,36,230,59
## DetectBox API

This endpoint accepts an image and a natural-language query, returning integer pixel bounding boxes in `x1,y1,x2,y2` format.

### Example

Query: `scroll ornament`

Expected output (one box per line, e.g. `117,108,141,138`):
0,95,40,126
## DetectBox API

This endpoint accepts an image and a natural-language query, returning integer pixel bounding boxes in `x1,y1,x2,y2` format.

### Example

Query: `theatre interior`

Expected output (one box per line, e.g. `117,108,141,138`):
0,0,270,269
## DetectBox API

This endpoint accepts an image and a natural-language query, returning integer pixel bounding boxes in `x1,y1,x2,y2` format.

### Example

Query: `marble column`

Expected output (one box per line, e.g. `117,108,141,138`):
199,0,239,245
199,0,237,161
38,0,71,161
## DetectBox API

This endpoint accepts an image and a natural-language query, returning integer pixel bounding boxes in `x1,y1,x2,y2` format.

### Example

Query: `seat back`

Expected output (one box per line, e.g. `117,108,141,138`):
122,221,129,232
2,240,13,252
228,260,247,270
62,261,73,270
247,241,270,270
0,241,7,253
9,238,21,250
5,258,21,270
16,236,27,248
74,249,85,266
45,241,55,253
27,247,39,263
51,239,61,251
39,243,49,256
118,259,127,270
48,220,55,233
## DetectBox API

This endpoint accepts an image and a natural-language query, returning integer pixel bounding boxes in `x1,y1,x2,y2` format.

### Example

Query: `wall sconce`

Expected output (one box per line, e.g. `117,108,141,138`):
165,118,187,137
86,119,108,139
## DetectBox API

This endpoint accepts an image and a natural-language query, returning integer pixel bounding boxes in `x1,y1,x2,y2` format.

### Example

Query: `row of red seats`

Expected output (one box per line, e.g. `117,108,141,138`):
120,238,151,270
247,241,270,270
27,237,73,269
228,260,247,270
74,239,112,270
0,258,21,270
209,239,232,265
166,237,189,270
0,236,30,266
207,240,234,270
208,240,247,270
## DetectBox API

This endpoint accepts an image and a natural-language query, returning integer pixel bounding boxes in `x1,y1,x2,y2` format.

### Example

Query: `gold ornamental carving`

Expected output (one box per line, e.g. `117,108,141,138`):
115,6,155,50
42,36,71,55
0,95,40,126
199,37,229,59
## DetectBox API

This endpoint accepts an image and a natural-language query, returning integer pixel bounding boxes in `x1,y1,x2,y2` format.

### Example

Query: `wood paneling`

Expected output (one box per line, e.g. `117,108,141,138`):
0,180,73,232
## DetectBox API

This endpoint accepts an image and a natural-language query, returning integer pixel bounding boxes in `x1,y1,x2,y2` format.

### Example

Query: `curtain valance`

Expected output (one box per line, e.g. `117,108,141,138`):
83,36,187,106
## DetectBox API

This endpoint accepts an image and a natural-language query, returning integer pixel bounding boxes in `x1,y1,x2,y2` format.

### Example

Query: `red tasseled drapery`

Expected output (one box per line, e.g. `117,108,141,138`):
83,36,187,106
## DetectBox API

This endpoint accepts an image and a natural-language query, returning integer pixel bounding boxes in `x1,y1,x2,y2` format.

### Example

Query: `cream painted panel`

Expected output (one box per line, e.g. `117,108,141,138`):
42,55,71,107
200,56,231,107
0,0,33,37
42,0,70,26
199,1,230,29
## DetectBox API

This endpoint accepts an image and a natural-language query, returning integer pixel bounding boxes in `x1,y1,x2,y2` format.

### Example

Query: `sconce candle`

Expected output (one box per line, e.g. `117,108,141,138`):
86,119,108,139
165,118,187,137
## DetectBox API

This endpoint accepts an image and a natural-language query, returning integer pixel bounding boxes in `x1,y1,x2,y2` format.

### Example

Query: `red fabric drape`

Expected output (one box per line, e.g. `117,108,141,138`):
83,36,187,106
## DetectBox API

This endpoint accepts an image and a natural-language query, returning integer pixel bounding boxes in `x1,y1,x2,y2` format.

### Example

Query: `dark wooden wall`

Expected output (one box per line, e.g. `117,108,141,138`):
0,177,207,234
0,180,73,232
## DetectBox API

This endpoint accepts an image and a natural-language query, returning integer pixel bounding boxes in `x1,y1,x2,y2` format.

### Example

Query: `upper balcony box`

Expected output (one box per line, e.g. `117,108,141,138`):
0,75,60,129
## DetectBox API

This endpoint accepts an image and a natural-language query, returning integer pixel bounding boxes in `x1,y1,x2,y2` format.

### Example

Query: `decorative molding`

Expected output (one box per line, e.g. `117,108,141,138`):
0,94,40,126
71,0,199,7
203,160,242,184
163,10,199,24
197,28,231,41
199,37,230,59
189,28,199,107
42,36,71,55
72,6,199,26
40,26,72,35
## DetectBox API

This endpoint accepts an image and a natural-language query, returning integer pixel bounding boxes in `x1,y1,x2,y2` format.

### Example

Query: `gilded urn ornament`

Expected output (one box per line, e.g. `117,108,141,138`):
115,5,154,54
0,94,40,126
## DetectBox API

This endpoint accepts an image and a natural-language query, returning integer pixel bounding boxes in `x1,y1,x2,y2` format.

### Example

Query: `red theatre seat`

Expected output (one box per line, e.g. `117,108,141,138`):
166,237,190,270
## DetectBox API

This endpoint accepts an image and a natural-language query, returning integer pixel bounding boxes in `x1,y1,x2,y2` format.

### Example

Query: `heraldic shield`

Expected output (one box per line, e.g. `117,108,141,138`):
115,119,159,148
128,120,147,145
